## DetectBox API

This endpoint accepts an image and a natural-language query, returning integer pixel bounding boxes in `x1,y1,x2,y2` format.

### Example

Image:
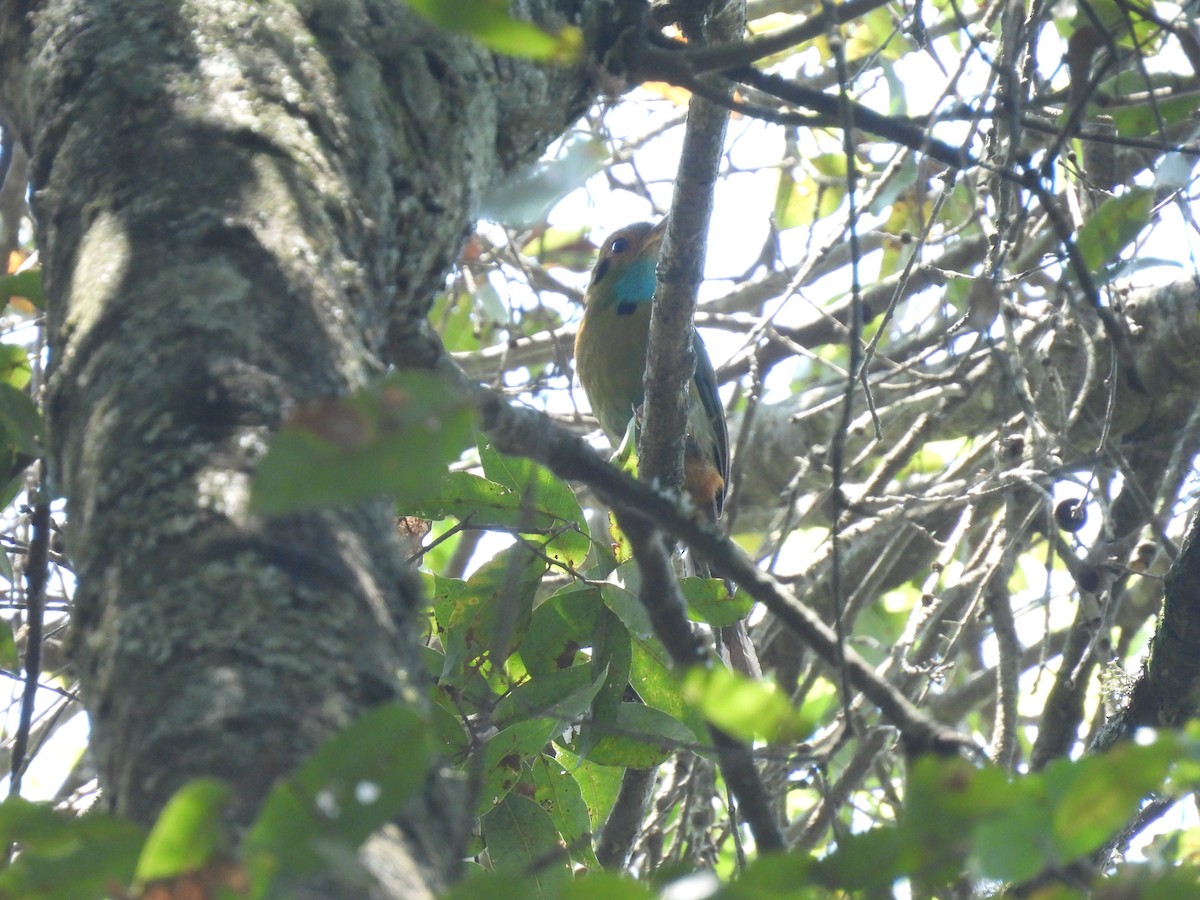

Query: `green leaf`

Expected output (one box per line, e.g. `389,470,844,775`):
603,509,633,569
907,754,1014,820
0,620,15,672
682,667,812,744
405,470,578,538
0,797,144,900
434,544,544,684
405,0,583,62
431,291,477,352
480,442,590,568
0,269,44,310
723,851,821,899
1070,0,1130,34
599,582,653,639
441,869,552,900
581,702,697,768
811,826,911,892
0,382,43,456
553,745,624,833
972,794,1051,883
574,606,632,760
532,754,599,868
894,746,1181,887
251,371,473,514
443,868,658,899
1074,186,1153,276
134,779,229,884
1108,91,1200,138
519,583,603,676
443,865,646,900
245,703,434,878
427,682,473,756
475,718,561,815
810,152,848,178
772,165,806,230
482,794,572,892
492,663,606,732
0,468,27,518
680,578,754,627
898,756,1012,884
1048,738,1176,860
0,343,32,389
558,871,657,898
629,639,706,743
1098,862,1200,898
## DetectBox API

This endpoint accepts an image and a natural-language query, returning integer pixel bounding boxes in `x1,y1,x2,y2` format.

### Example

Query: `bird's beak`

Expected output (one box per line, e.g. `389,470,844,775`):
646,218,668,249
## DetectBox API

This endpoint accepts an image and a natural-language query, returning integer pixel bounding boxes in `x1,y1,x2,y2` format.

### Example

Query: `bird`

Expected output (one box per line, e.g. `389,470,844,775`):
575,219,760,677
574,219,728,520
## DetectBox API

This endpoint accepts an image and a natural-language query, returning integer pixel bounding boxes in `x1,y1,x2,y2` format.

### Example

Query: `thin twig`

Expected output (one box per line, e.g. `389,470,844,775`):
820,0,862,723
984,510,1021,769
9,462,49,798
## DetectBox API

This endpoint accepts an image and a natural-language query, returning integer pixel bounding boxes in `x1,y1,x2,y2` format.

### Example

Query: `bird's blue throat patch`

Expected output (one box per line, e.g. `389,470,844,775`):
612,255,658,315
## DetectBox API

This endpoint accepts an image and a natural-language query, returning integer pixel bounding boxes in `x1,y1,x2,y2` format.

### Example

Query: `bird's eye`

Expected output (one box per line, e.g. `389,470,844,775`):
610,237,630,254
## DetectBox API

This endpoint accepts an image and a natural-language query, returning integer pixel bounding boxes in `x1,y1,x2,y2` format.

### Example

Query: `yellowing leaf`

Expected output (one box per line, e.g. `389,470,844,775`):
405,0,582,62
682,666,812,743
134,780,229,885
641,81,693,105
0,269,43,312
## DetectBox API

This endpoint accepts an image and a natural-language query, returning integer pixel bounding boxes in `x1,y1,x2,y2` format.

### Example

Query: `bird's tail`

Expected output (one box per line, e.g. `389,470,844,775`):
720,621,762,680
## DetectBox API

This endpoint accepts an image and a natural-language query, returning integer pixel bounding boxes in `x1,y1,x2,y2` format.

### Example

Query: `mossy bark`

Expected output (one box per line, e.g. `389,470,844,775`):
1,0,615,894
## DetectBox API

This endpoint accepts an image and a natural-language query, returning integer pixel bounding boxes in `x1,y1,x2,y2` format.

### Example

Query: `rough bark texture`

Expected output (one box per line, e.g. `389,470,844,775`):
1094,512,1200,749
1,0,617,894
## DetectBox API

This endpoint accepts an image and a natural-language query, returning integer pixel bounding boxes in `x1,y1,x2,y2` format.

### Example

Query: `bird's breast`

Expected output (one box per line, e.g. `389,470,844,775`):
575,302,652,445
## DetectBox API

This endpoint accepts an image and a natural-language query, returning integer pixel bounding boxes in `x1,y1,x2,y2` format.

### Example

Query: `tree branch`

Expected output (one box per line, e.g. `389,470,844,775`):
8,464,49,797
596,767,657,869
1092,509,1200,750
631,0,893,76
464,373,974,758
625,38,1148,390
640,3,739,496
616,508,784,851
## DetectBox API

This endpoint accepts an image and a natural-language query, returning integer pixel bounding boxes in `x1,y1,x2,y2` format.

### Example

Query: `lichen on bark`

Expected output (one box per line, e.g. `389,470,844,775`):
2,0,621,894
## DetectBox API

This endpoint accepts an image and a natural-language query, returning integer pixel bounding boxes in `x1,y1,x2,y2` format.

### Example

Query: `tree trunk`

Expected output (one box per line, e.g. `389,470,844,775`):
1,0,611,894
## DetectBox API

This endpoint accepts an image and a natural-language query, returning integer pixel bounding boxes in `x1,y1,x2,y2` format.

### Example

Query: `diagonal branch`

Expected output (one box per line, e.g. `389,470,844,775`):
636,0,892,75
459,368,975,759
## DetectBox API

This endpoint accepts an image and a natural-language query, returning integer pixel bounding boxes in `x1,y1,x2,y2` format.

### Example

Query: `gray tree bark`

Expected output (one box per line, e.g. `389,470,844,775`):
0,0,620,894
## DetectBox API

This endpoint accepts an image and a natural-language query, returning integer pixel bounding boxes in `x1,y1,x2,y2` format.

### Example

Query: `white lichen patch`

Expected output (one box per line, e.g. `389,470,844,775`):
67,210,130,344
195,466,251,522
